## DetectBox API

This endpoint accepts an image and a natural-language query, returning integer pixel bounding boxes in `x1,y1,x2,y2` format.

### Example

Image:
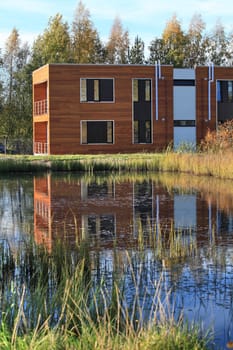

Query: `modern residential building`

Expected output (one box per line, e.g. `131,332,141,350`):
33,63,233,155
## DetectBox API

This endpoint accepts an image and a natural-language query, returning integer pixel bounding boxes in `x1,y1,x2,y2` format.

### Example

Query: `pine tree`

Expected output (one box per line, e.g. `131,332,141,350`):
129,36,145,64
31,13,71,66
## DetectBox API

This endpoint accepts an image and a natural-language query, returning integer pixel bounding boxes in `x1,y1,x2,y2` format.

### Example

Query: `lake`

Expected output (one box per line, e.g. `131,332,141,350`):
1,172,233,349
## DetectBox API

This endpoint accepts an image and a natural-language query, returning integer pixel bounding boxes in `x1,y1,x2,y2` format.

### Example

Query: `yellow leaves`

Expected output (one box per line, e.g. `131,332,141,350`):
201,120,233,152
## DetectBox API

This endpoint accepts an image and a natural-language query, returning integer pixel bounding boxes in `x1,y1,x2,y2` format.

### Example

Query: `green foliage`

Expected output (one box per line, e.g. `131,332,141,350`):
1,6,233,154
31,13,71,66
128,36,145,64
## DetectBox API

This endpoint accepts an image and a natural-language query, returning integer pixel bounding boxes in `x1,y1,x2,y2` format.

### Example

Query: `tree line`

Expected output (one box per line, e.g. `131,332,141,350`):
0,1,233,153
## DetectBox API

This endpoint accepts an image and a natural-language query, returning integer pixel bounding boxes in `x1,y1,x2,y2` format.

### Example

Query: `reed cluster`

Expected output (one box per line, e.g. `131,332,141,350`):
0,150,233,180
0,236,209,350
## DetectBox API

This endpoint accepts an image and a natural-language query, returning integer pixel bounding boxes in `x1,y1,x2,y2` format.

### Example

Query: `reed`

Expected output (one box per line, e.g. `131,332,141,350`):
0,150,233,179
0,235,209,349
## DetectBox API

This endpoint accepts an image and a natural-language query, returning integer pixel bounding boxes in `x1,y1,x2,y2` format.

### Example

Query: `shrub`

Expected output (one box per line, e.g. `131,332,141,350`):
201,120,233,152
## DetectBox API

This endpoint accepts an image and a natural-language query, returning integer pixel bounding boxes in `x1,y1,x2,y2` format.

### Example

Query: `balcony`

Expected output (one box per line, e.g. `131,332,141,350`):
34,142,48,155
34,99,48,115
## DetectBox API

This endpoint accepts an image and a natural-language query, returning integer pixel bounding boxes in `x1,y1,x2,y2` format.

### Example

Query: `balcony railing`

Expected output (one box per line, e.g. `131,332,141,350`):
34,142,48,154
34,99,48,115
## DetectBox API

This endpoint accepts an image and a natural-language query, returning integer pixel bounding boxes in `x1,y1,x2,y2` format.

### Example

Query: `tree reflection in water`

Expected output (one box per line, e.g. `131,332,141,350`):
1,172,233,349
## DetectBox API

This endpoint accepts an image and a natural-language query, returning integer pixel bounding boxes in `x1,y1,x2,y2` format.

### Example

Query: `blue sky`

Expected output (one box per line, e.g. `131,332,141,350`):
0,0,233,52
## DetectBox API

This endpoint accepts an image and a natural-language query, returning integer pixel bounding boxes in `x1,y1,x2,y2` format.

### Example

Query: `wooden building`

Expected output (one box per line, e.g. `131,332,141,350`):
33,64,233,155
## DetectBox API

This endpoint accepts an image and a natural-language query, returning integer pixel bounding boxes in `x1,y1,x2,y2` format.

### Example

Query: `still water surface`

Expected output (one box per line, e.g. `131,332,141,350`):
1,172,233,349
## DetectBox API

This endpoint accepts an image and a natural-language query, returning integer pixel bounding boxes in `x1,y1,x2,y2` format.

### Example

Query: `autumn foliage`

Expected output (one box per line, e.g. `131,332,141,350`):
201,120,233,152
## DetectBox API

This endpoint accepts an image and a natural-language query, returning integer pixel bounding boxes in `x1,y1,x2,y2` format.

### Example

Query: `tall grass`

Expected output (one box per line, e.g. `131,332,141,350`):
0,234,209,349
1,150,233,179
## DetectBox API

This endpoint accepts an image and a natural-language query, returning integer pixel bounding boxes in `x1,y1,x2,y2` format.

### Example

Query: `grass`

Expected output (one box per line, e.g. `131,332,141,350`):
0,150,233,180
0,233,210,350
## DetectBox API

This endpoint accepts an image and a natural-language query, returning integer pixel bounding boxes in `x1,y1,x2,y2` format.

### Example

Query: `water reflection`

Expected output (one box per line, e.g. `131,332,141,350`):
2,172,233,349
34,174,233,250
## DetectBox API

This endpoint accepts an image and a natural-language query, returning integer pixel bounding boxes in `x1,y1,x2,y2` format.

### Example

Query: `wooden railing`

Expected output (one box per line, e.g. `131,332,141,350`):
34,99,48,115
34,142,48,154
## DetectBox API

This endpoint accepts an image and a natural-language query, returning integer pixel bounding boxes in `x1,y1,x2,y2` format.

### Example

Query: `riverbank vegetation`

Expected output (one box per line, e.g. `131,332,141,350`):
0,235,209,350
0,149,233,180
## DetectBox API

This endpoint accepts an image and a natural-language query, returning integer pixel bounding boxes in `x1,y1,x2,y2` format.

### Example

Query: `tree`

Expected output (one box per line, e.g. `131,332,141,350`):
31,13,71,66
129,36,145,64
3,28,20,103
71,1,104,63
106,16,130,64
207,20,230,66
184,13,208,67
0,29,31,152
148,38,167,64
162,14,187,67
228,31,233,66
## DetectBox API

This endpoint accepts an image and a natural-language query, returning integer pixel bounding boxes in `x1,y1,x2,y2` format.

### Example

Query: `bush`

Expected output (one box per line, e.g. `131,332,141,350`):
201,120,233,152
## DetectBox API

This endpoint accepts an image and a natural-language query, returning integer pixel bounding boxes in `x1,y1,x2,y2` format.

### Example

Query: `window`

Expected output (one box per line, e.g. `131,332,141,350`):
82,214,115,240
134,120,151,144
80,78,114,102
81,180,115,200
81,121,113,144
174,120,196,127
173,79,195,86
133,79,152,144
133,79,151,102
217,81,233,103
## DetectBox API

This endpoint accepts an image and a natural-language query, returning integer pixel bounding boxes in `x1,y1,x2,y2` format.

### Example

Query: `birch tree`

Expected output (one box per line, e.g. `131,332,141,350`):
184,13,208,67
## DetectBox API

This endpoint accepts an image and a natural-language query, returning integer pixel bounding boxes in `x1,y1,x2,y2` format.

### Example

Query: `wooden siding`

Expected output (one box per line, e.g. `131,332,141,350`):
33,64,174,155
33,64,233,155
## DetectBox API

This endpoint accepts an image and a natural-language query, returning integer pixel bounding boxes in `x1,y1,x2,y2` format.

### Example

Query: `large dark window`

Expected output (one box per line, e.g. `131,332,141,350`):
133,79,152,144
217,81,233,103
134,120,151,144
81,78,114,102
81,121,113,144
217,81,233,123
82,214,115,240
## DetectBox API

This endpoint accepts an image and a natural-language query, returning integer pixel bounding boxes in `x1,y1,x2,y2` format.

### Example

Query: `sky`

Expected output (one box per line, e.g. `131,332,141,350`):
0,0,233,54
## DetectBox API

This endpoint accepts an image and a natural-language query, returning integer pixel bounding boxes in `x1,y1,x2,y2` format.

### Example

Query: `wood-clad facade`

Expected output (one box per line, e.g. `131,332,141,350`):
33,64,233,155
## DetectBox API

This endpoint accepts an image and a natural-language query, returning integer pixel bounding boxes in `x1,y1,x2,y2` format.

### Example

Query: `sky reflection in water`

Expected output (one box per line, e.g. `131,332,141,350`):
1,172,233,349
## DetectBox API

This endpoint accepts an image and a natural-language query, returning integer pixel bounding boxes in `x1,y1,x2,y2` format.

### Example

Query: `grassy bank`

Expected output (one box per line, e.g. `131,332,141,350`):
0,238,209,350
0,151,232,179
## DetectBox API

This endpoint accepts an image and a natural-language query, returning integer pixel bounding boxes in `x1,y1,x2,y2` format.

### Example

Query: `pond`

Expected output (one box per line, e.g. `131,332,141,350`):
1,172,233,349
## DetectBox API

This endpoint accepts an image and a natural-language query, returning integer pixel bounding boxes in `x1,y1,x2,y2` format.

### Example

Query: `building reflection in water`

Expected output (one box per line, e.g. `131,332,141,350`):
34,173,233,250
33,173,233,349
